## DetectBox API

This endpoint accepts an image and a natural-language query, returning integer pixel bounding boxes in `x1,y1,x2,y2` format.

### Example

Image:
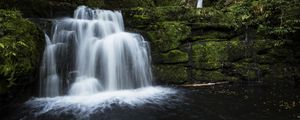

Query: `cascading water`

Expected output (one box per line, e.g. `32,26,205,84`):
27,6,176,118
40,6,152,97
197,0,203,8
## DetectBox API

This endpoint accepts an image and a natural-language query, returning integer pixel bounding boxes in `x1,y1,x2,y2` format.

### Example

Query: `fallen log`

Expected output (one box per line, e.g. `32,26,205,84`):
179,81,230,87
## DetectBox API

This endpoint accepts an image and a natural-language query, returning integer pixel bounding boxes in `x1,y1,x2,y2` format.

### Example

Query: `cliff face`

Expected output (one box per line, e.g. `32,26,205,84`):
121,0,300,84
0,0,299,89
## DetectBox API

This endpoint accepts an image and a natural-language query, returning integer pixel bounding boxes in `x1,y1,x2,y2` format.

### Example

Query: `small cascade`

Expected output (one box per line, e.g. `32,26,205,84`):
197,0,203,8
39,6,153,97
39,34,61,97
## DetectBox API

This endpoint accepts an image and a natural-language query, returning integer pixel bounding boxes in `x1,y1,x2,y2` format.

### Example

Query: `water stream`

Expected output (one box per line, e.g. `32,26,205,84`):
32,5,176,118
197,0,203,8
40,6,154,97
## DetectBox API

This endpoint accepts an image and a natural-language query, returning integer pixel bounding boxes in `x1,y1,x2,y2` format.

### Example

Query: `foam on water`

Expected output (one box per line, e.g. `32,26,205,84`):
26,87,177,118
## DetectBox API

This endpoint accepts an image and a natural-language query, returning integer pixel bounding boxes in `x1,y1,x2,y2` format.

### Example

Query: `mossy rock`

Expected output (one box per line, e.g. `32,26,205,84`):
159,50,188,63
262,63,292,81
153,0,185,6
232,62,255,80
189,22,234,30
0,9,44,94
256,55,276,64
104,0,154,9
254,39,294,63
123,7,153,28
123,6,196,25
226,37,247,62
192,41,228,70
148,6,194,21
146,21,191,52
153,64,188,84
231,62,270,81
253,39,275,52
188,7,238,27
193,70,238,82
191,31,234,41
269,48,293,60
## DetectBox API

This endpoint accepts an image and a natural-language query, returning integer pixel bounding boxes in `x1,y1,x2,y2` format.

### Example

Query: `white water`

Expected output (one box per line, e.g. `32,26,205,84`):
34,6,177,117
39,6,153,97
39,34,61,97
26,87,178,118
197,0,203,8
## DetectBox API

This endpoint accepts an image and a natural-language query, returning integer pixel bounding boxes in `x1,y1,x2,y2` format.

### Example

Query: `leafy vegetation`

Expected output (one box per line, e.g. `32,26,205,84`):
223,0,300,38
0,9,43,93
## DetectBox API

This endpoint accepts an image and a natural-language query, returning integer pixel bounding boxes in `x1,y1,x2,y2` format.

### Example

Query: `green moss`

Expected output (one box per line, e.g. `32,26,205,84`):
232,62,261,80
190,22,234,29
0,9,43,94
192,41,228,70
153,65,187,84
253,39,276,52
226,37,248,62
132,14,150,20
193,70,238,82
188,7,238,28
263,63,291,80
256,55,276,64
124,7,237,30
160,50,188,63
104,0,154,9
123,6,195,24
194,31,233,40
146,21,191,52
153,0,184,6
195,70,225,81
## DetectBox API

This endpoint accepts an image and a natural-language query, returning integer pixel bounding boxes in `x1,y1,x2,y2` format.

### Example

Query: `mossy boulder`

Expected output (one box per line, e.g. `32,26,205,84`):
193,70,238,82
146,21,191,52
192,41,228,70
124,7,236,25
153,0,185,6
232,62,260,81
226,37,247,62
148,6,194,21
104,0,154,9
0,9,44,94
188,7,237,27
159,50,188,63
123,6,197,26
191,31,234,41
153,65,188,84
256,55,276,64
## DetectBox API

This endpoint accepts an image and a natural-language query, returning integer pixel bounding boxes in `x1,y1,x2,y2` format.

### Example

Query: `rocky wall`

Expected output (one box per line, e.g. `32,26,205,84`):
0,0,299,86
123,6,300,84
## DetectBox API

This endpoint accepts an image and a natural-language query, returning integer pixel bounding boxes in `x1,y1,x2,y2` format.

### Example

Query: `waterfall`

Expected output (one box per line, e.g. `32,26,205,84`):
197,0,203,8
40,6,153,97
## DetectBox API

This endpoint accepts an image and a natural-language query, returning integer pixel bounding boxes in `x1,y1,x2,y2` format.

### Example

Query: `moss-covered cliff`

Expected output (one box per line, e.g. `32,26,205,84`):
0,0,299,86
122,0,300,84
